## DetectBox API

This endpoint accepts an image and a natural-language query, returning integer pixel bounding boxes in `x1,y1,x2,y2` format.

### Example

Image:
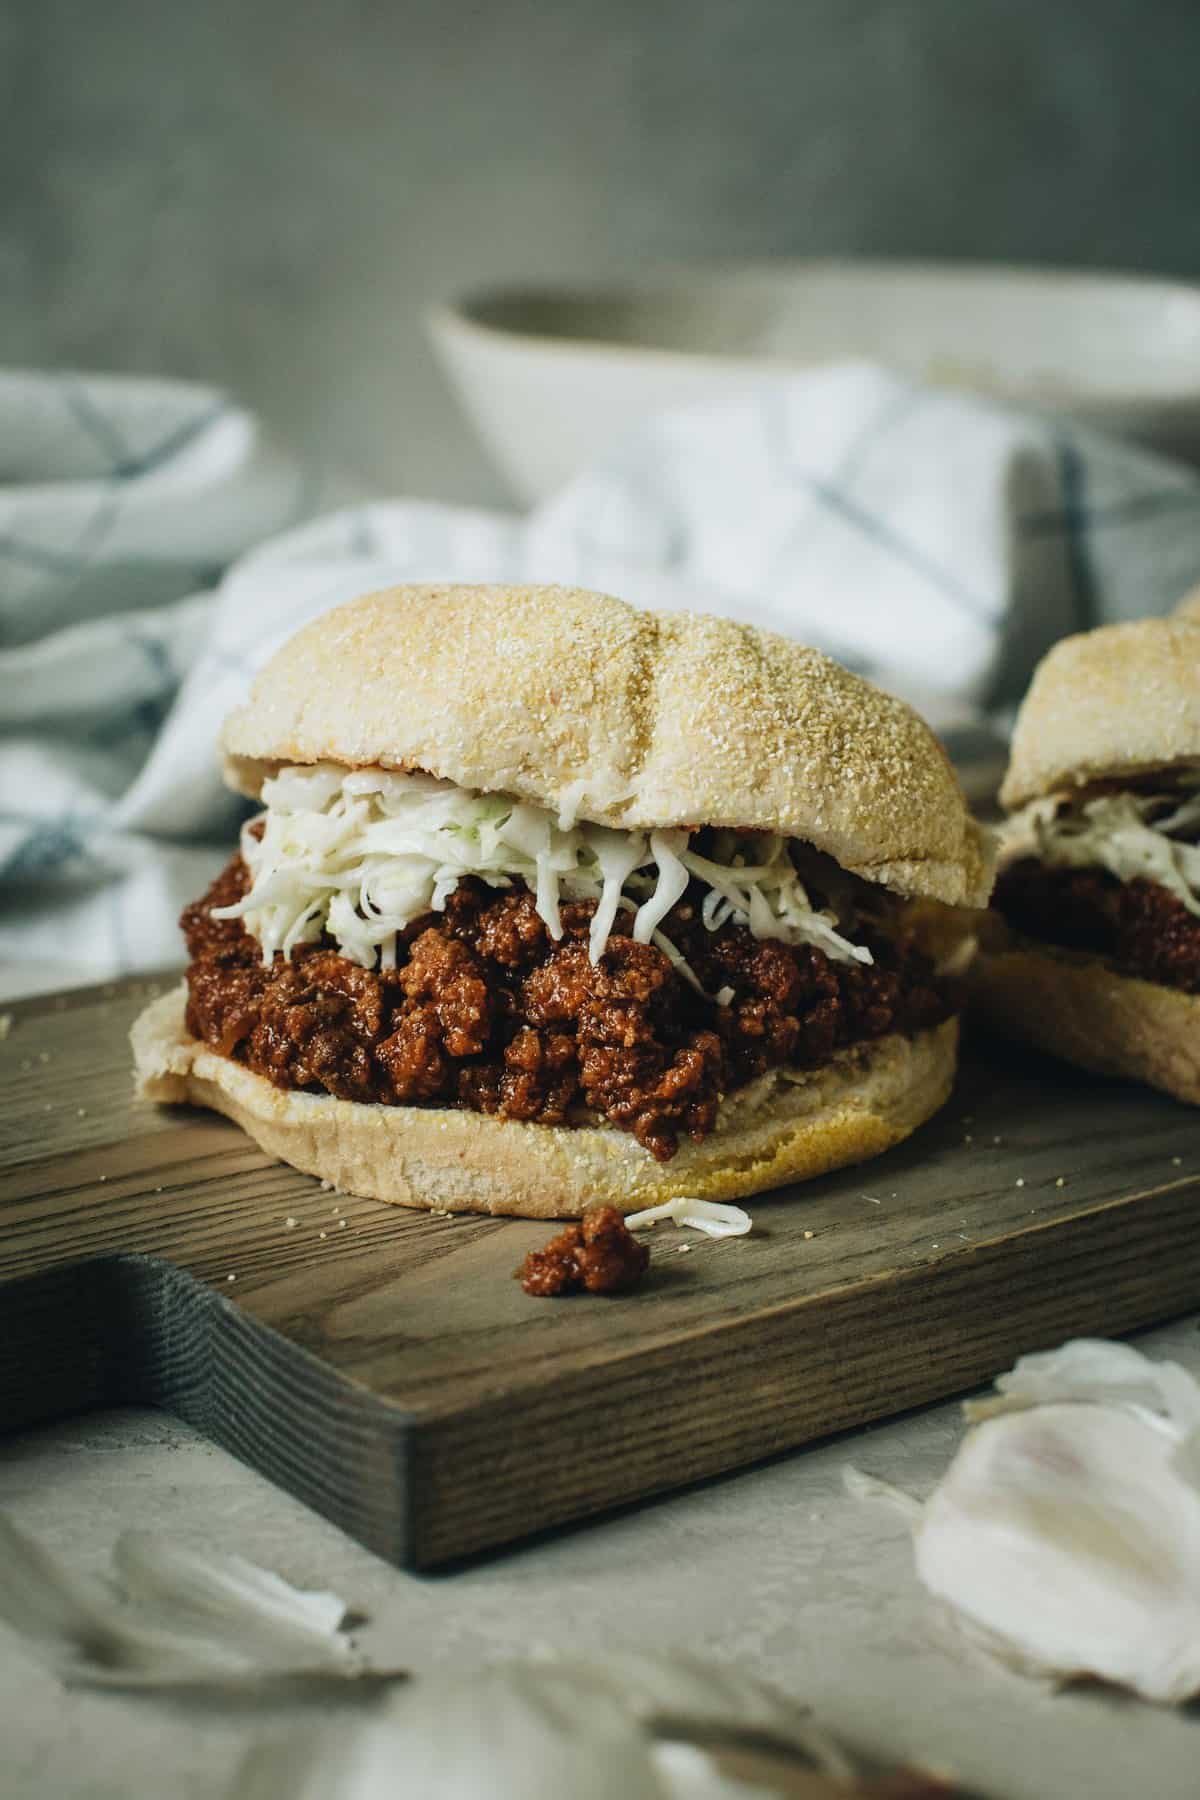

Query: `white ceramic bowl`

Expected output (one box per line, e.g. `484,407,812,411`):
429,260,1200,503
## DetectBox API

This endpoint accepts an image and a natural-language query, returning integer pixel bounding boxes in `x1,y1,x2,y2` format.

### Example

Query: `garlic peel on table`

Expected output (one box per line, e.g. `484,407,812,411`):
0,1512,359,1687
849,1338,1200,1704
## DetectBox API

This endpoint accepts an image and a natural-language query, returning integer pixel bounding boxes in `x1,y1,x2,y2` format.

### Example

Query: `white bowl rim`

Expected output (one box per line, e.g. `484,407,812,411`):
428,257,1200,408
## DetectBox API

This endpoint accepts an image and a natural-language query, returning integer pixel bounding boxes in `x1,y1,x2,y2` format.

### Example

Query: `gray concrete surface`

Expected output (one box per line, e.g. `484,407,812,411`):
4,0,1200,504
6,8,1200,1789
4,1316,1200,1799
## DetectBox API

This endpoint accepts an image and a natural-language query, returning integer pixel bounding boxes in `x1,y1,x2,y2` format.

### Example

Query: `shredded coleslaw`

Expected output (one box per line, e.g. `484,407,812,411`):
212,764,873,989
1008,781,1200,915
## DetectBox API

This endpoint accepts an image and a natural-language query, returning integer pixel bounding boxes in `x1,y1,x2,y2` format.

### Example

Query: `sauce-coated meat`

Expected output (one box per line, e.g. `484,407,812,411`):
182,860,956,1161
994,859,1200,993
516,1205,651,1296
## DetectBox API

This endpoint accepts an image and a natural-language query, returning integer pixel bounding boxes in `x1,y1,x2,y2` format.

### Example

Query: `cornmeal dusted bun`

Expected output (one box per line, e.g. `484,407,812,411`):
134,986,958,1218
1000,617,1200,810
138,583,981,1221
971,937,1200,1107
220,583,992,909
978,612,1200,1107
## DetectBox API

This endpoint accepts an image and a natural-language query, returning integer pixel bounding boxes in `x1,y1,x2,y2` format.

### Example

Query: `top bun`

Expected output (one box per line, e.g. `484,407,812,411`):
1001,617,1200,810
220,583,992,908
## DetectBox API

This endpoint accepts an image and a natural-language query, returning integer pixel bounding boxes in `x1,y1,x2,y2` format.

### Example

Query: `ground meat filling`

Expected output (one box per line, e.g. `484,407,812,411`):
994,859,1200,995
516,1206,651,1297
182,856,957,1162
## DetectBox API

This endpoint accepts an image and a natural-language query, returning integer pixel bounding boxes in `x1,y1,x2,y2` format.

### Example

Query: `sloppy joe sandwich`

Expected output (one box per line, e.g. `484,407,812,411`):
132,583,991,1217
973,617,1200,1101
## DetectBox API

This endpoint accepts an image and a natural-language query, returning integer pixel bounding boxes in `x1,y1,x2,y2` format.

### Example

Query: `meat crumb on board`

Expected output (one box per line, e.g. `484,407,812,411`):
517,1205,650,1297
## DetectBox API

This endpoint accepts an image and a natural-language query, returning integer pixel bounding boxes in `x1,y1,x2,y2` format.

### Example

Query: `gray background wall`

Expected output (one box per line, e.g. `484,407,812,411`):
4,0,1199,505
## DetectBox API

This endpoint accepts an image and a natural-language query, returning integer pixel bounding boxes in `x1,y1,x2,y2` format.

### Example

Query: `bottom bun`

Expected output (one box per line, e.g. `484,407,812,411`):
972,938,1200,1105
132,985,958,1219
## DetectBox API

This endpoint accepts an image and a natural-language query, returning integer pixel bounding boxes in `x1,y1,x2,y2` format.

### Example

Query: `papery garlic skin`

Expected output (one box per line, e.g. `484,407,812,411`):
962,1337,1200,1437
234,1655,859,1800
0,1512,358,1689
913,1399,1200,1703
848,1339,1200,1706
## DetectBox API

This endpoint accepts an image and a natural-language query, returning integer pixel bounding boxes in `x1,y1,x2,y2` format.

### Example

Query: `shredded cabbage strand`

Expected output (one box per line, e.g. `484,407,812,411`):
213,764,873,989
1011,782,1200,918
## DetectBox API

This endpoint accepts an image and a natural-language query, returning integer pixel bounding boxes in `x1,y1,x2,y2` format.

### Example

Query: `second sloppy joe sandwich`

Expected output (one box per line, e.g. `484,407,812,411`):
974,616,1200,1101
132,583,992,1217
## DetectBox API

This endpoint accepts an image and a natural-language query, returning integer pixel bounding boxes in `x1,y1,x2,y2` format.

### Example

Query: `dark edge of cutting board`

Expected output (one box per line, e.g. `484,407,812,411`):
0,1254,418,1565
4,972,1200,1569
4,1179,1200,1569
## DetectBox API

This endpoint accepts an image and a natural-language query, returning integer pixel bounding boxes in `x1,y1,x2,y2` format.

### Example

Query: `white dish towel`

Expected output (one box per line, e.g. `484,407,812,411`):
3,360,1200,996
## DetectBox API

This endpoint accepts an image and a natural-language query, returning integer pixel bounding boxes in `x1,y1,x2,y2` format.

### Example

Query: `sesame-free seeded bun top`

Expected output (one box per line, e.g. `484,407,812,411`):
1000,617,1200,811
219,583,993,908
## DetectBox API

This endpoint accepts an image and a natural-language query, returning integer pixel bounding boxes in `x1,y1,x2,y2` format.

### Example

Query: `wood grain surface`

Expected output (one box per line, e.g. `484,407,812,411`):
2,974,1200,1567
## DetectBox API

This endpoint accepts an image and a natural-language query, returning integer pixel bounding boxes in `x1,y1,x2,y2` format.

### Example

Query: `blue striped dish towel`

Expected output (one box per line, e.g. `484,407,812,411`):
3,360,1200,997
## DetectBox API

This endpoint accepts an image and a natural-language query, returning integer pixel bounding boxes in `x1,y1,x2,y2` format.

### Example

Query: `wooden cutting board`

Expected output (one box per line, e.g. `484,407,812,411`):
3,974,1200,1569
